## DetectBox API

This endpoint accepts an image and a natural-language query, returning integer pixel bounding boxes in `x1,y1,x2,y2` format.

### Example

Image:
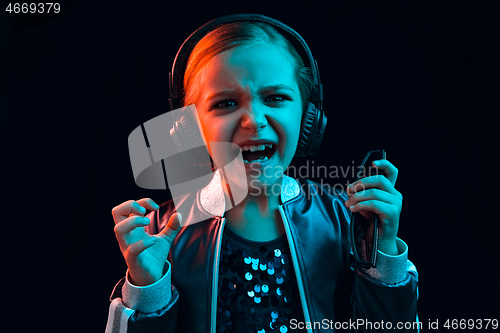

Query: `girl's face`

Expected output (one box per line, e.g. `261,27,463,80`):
193,43,303,192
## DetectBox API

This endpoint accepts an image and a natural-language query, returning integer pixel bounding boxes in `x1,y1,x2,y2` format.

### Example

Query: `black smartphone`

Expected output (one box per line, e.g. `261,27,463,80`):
350,149,386,268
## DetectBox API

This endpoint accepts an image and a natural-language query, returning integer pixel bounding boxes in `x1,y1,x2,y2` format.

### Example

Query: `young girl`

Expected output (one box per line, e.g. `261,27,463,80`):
106,14,418,333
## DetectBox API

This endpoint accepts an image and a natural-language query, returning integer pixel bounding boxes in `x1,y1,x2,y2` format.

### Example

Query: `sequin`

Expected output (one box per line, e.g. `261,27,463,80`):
216,226,304,333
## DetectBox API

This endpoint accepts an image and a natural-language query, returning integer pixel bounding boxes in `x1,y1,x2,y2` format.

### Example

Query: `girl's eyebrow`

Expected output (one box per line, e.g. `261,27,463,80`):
259,84,295,94
205,84,295,103
205,90,238,103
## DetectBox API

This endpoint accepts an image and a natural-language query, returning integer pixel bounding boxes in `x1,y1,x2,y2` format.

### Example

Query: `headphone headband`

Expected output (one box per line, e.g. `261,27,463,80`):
169,13,323,111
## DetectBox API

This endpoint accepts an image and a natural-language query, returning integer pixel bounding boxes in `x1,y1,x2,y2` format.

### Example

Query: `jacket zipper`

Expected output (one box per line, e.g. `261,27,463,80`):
210,217,226,333
278,205,313,333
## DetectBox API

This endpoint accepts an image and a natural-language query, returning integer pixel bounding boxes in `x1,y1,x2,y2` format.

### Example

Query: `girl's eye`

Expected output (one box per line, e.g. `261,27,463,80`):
211,95,290,110
213,100,237,109
265,95,288,103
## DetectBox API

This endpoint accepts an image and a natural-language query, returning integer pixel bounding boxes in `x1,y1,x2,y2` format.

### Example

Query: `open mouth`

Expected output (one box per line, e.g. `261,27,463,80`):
240,144,278,163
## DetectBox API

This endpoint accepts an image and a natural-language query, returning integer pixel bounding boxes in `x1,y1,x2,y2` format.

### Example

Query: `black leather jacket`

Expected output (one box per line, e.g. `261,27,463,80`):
106,173,419,333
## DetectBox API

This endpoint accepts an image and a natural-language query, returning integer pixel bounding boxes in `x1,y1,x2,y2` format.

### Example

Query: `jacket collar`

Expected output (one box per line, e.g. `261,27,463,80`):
199,168,301,217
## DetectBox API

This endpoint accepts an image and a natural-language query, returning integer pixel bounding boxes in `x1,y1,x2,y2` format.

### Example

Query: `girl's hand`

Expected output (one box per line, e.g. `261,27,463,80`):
344,159,403,255
111,198,182,286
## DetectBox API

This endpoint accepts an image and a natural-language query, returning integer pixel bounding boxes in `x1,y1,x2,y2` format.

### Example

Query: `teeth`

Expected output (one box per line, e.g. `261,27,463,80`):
243,155,270,163
239,144,274,152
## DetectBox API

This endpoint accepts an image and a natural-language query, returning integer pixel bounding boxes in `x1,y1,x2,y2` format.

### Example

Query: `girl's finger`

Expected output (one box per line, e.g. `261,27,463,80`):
112,200,146,224
344,188,395,208
135,198,161,214
348,199,391,217
347,175,396,196
114,215,150,237
372,159,399,186
159,213,183,245
127,236,157,256
111,198,159,225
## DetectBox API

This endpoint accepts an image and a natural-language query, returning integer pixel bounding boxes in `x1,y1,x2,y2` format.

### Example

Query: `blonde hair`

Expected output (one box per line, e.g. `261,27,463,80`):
182,21,314,111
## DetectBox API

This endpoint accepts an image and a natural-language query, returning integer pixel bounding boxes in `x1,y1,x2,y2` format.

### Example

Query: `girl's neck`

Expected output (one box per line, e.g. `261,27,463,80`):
222,174,285,242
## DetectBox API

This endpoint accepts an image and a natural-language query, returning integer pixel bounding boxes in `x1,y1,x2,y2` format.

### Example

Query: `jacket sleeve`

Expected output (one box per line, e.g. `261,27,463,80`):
104,261,179,333
350,237,420,332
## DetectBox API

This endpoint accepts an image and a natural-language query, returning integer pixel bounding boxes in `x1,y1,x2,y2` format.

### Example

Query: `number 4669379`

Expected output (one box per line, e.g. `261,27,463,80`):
6,3,61,14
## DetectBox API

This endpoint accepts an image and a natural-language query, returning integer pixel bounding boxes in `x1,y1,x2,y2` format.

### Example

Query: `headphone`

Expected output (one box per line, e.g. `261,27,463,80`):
168,13,327,161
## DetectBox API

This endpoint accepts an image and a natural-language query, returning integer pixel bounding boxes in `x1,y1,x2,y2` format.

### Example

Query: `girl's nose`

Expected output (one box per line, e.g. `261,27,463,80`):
240,104,268,131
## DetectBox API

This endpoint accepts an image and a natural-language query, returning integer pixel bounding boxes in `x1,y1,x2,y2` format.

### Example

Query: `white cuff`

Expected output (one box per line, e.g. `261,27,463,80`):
361,237,409,285
121,261,172,313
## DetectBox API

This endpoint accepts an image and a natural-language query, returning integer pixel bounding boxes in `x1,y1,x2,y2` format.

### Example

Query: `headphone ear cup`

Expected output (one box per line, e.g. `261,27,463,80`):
295,102,327,157
295,102,317,157
170,111,211,167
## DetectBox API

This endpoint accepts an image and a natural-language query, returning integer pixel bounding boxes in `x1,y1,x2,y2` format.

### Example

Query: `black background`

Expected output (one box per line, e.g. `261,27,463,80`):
2,0,498,331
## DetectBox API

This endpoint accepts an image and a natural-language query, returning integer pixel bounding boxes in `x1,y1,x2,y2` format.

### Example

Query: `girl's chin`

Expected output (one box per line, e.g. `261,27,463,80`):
245,173,284,196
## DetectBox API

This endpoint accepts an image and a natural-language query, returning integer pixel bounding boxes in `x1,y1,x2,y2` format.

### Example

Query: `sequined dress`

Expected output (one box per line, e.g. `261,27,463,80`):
216,227,306,333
